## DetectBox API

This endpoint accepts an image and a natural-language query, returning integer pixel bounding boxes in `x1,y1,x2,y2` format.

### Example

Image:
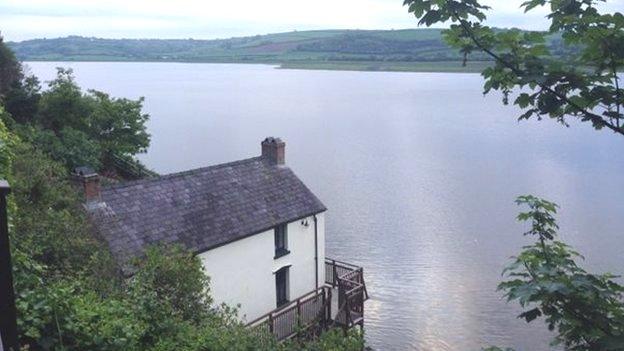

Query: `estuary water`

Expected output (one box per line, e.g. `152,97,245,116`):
28,62,624,351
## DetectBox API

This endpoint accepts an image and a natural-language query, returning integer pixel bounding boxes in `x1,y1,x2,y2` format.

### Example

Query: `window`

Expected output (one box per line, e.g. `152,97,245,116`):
274,223,289,258
275,266,289,307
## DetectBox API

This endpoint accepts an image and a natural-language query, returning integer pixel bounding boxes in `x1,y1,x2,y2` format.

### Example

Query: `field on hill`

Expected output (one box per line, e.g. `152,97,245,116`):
9,29,564,72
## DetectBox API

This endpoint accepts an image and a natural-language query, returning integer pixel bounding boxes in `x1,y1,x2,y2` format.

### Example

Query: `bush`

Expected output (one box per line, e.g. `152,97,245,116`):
129,246,213,324
10,140,107,277
16,125,102,170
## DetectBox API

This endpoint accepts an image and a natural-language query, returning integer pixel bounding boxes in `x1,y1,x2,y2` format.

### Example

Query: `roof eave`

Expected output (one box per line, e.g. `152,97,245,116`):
193,208,327,255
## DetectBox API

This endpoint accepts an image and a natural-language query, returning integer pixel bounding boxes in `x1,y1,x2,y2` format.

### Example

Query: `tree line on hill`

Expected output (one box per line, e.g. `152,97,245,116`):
7,29,569,65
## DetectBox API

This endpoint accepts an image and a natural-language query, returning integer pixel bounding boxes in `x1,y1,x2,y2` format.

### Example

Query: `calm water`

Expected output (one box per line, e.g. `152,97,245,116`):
28,62,624,351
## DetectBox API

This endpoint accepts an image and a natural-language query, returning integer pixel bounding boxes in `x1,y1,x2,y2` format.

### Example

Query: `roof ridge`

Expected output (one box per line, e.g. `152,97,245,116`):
105,156,268,191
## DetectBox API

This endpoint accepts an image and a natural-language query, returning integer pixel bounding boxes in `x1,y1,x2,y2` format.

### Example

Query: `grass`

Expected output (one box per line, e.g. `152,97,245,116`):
23,57,491,73
278,60,492,73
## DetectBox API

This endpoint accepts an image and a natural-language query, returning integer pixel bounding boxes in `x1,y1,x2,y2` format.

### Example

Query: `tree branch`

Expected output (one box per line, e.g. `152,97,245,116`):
453,15,624,136
613,63,621,129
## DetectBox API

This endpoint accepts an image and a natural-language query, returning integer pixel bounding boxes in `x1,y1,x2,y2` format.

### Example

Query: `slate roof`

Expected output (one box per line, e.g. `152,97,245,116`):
87,156,326,273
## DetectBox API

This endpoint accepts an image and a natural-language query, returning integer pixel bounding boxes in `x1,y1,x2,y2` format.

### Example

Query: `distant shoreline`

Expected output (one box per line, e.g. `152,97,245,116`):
278,60,490,73
24,59,490,73
11,29,511,74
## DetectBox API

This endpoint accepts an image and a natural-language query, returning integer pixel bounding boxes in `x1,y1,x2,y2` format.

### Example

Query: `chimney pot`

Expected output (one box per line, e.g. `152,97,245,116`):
261,137,285,165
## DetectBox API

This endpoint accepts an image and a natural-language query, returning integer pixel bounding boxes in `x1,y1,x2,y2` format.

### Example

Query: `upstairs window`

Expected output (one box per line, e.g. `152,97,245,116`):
274,223,289,258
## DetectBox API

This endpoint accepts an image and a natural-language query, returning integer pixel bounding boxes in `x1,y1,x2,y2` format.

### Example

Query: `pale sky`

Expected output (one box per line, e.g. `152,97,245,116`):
1,0,623,42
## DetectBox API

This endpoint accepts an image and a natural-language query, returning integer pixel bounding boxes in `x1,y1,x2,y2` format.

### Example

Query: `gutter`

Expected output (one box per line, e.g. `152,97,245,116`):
313,214,319,290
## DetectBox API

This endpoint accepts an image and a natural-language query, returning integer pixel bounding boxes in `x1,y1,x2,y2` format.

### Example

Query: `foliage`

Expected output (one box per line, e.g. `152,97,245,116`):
0,106,17,181
17,124,102,170
3,75,41,124
0,35,22,98
36,68,90,133
10,140,107,277
129,246,213,326
35,68,150,162
1,38,151,173
404,0,624,135
142,305,277,351
2,67,150,173
85,90,150,158
495,196,624,350
283,329,365,351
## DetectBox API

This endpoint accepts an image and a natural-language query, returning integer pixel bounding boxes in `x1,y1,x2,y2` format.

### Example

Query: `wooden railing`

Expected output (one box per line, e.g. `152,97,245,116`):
246,286,331,341
246,259,368,342
325,258,362,288
325,258,368,329
109,153,158,180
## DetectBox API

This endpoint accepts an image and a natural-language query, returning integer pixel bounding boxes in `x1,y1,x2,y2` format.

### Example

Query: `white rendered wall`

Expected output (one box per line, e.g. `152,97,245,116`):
198,213,325,322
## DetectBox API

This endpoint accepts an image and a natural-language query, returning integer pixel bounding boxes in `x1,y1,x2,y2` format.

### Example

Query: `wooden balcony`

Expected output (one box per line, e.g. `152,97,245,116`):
246,258,368,342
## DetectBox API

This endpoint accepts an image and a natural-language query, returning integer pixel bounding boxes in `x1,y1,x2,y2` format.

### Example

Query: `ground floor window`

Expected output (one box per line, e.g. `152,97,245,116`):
275,266,289,307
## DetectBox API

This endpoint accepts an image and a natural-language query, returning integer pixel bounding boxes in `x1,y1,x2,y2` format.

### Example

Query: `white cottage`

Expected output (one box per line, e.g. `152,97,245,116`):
81,137,367,340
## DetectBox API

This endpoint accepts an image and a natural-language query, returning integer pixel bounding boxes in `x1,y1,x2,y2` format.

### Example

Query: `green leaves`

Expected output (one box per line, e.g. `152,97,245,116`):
515,195,559,240
405,0,431,18
405,0,624,136
498,196,624,350
11,68,151,174
0,36,23,98
403,0,490,26
521,0,547,13
519,308,542,322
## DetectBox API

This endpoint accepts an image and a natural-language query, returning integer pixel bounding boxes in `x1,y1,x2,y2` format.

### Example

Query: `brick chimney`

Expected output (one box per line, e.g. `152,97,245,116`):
261,137,285,165
73,166,101,202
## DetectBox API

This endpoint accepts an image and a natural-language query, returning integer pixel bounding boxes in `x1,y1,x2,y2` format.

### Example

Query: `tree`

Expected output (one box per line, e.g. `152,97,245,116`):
404,0,623,136
4,75,41,124
35,68,150,169
36,68,90,133
499,196,624,350
85,90,150,159
0,34,22,98
0,35,41,124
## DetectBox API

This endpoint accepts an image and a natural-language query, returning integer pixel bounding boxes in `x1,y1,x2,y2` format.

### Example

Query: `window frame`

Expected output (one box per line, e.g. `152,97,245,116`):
275,266,290,307
274,223,289,259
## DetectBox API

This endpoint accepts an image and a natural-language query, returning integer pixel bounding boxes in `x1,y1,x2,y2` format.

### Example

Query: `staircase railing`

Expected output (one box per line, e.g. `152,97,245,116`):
325,258,368,330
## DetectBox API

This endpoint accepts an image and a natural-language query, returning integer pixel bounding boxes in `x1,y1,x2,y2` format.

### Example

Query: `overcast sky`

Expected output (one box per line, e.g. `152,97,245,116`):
2,0,623,42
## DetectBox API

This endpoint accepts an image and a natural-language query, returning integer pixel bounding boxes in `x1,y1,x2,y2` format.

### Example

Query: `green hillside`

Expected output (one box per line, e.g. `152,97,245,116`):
6,28,558,72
